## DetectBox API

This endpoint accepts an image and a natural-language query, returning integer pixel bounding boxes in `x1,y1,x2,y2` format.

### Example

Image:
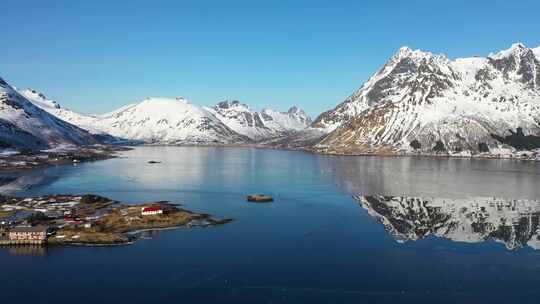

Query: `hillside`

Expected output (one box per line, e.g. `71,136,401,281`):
0,78,99,149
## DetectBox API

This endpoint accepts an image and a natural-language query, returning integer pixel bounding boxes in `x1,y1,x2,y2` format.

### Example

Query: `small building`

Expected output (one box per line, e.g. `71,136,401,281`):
44,210,64,219
141,206,163,216
0,227,8,240
8,226,49,242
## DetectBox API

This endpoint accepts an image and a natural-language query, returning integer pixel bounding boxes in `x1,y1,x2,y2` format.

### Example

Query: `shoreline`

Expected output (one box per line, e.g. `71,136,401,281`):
119,143,540,162
0,194,233,247
0,145,132,171
3,142,537,172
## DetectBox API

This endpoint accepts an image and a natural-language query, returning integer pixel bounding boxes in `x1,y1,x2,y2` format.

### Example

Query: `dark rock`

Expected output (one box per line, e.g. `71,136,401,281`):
478,142,490,153
409,140,421,150
432,140,446,152
80,194,110,205
491,127,540,150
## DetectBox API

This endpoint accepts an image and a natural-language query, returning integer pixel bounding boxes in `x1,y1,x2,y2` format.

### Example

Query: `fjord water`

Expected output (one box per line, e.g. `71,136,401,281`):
1,147,540,304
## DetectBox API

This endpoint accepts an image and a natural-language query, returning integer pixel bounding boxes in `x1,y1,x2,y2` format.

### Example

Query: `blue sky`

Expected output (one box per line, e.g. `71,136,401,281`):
1,0,539,117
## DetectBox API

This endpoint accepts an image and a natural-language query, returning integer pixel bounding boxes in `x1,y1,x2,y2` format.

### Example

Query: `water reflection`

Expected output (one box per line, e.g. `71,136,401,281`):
114,146,256,190
318,156,540,199
0,167,62,194
355,195,540,250
6,245,47,256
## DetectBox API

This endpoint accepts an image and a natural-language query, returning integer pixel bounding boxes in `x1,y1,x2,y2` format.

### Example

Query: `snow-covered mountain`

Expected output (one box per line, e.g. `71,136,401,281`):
356,195,540,251
313,43,540,156
20,90,250,144
19,89,103,133
206,100,311,140
22,90,310,145
92,97,251,144
534,46,540,60
0,78,98,149
19,88,124,144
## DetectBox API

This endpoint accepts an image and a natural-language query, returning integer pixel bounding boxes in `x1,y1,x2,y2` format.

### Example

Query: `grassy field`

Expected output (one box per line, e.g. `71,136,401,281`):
0,210,14,219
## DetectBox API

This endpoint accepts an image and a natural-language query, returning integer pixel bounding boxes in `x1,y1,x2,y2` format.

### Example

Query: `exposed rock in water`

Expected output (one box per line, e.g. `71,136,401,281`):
246,194,274,203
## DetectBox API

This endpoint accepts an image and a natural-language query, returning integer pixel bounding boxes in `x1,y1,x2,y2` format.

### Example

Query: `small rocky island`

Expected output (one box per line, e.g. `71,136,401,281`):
0,194,232,246
246,194,274,203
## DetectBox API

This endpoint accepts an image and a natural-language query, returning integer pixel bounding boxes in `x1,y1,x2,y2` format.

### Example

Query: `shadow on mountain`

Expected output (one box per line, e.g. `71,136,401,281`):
492,127,540,150
92,133,145,146
354,194,540,251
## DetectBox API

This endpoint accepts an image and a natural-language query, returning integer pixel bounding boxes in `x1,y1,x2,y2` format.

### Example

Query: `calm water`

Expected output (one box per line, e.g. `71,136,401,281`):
1,147,540,304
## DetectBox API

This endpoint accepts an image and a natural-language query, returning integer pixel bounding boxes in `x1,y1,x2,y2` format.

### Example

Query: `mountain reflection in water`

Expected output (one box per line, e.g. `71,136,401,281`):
0,167,62,194
355,195,540,251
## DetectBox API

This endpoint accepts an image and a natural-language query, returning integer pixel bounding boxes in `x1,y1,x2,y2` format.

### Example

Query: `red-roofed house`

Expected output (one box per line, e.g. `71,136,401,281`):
141,206,163,216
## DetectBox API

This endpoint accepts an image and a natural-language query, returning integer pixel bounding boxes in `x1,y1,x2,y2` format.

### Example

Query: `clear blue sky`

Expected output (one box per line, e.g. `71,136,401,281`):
1,0,539,117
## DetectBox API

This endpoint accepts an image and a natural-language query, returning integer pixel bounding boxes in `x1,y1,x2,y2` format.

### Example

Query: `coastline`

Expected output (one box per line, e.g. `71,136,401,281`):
0,194,233,247
124,143,540,162
0,145,132,171
1,141,537,176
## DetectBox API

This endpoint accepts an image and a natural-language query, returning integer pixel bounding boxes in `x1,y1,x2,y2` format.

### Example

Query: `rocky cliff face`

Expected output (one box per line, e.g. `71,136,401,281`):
313,43,540,156
355,195,540,251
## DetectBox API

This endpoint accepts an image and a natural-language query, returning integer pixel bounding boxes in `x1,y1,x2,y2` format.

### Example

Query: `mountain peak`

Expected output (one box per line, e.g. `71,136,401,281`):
287,106,309,118
490,42,530,59
141,97,190,105
0,77,7,86
287,106,300,113
398,46,412,54
393,46,440,61
215,100,249,110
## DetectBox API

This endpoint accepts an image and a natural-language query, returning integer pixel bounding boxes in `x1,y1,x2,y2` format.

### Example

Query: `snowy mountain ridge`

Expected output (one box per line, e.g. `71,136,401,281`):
313,42,540,156
21,90,310,145
19,88,104,135
534,46,540,60
88,97,249,144
206,100,311,140
0,78,98,149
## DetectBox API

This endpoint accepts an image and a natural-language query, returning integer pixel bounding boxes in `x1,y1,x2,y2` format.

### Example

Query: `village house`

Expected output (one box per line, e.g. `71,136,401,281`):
141,206,163,216
0,227,7,240
8,226,49,243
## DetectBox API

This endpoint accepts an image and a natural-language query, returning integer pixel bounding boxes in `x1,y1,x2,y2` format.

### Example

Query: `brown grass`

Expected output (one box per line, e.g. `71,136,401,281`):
0,210,14,219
